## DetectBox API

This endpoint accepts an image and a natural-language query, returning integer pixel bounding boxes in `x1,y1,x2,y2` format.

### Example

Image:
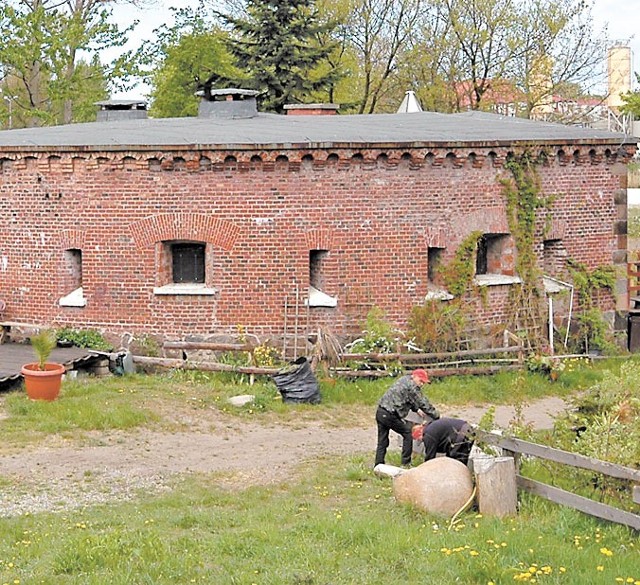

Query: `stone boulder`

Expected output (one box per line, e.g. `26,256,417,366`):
393,457,474,517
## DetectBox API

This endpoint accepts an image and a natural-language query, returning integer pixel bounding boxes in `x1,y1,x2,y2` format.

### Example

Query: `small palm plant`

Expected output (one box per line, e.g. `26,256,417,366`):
30,329,57,370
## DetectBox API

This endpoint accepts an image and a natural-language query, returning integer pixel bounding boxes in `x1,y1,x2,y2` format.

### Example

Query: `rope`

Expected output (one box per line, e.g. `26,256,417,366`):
448,485,477,531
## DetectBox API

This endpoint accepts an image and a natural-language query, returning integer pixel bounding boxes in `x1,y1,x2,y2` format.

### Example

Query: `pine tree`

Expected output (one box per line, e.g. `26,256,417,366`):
219,0,341,113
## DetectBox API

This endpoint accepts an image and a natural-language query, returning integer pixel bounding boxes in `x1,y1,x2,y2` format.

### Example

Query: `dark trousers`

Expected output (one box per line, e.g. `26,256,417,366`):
449,423,474,465
375,406,413,466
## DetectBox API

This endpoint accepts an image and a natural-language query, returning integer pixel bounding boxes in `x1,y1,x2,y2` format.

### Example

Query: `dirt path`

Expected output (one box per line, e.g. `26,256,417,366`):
0,396,570,517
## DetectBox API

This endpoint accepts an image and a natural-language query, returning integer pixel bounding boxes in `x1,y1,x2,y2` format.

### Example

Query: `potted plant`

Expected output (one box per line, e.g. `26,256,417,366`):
21,329,66,401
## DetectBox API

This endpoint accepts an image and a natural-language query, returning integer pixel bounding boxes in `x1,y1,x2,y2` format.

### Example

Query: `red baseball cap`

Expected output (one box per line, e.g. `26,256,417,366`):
412,369,430,384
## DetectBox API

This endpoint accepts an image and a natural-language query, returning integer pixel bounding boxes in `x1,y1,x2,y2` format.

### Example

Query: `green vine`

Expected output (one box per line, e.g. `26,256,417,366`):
502,153,551,349
566,259,617,353
442,231,483,297
409,232,482,352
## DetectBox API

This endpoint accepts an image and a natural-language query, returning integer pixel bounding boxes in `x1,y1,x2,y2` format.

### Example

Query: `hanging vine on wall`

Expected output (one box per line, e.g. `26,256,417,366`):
408,231,483,352
566,259,617,353
501,152,552,349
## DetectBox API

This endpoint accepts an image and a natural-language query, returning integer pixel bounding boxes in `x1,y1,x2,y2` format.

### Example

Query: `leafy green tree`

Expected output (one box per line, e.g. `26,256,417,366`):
217,0,342,113
137,5,237,118
0,0,135,127
621,73,640,117
398,0,606,117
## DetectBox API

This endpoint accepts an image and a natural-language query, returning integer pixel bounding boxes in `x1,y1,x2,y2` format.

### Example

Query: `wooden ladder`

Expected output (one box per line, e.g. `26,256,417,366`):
282,284,310,361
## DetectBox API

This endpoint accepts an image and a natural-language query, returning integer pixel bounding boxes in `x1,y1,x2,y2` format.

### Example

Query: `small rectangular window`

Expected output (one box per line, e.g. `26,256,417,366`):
543,239,567,276
172,243,205,284
64,248,83,291
308,249,337,308
428,247,444,284
476,234,510,276
59,248,86,307
309,249,329,290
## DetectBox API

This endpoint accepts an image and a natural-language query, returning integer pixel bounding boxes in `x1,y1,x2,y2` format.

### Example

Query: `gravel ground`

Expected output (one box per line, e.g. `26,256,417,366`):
0,396,569,518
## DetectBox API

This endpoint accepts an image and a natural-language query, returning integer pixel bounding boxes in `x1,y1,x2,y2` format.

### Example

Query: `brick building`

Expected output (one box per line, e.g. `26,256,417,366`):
0,90,636,348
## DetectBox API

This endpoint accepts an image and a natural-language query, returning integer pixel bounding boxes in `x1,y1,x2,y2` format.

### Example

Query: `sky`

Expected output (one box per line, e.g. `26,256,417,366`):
108,0,639,100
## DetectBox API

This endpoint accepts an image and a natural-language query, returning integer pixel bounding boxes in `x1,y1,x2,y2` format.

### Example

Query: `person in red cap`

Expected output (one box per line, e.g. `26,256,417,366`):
412,417,475,465
374,369,440,468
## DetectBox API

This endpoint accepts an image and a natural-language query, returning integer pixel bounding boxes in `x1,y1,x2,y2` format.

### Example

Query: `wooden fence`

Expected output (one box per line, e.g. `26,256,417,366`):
477,431,640,531
134,342,528,378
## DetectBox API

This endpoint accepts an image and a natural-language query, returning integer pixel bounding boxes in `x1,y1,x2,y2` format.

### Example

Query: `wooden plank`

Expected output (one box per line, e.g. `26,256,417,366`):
340,346,523,362
163,341,257,352
132,355,279,375
517,476,640,531
478,432,640,482
334,365,522,378
634,485,640,505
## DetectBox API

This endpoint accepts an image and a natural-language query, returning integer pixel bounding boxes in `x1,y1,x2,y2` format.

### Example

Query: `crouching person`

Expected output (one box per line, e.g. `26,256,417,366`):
412,417,475,466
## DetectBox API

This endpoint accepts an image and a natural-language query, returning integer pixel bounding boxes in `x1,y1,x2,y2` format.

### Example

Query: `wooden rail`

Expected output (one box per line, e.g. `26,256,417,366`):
478,431,640,531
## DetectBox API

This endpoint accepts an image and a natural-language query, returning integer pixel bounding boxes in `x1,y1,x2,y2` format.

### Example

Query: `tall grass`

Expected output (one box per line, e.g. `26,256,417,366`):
0,454,637,584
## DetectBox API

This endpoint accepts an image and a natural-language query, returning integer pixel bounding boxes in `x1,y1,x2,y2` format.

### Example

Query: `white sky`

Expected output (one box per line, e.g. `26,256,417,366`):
108,0,639,99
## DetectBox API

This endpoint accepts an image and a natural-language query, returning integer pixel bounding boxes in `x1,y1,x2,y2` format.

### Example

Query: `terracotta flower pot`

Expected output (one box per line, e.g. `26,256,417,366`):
21,362,65,401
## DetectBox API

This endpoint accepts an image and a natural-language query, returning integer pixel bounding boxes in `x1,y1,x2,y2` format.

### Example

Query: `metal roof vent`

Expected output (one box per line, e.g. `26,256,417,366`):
397,90,423,113
95,100,148,122
195,88,260,119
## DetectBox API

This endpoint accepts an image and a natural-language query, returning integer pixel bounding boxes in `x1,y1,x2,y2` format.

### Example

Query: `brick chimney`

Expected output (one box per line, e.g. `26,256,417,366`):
284,103,340,116
195,88,260,119
95,100,148,122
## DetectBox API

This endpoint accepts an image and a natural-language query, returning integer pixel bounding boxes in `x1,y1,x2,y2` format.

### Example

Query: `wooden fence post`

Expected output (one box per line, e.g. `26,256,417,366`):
473,456,518,518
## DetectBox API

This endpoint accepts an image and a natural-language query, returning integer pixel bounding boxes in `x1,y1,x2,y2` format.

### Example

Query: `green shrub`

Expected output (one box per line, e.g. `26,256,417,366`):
55,327,112,351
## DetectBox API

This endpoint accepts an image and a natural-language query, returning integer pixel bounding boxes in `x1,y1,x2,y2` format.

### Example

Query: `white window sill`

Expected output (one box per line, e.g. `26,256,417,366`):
59,287,87,307
306,286,337,308
153,284,218,296
474,274,522,287
425,288,454,301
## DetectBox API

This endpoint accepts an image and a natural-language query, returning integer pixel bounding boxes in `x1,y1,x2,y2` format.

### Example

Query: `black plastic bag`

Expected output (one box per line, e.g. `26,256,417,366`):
272,357,321,404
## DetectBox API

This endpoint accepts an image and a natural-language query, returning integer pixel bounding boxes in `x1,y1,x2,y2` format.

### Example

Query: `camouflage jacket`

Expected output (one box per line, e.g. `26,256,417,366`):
378,375,440,420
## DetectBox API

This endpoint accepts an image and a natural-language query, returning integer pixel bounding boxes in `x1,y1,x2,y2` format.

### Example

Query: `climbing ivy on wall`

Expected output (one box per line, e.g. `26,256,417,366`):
442,231,483,298
408,231,482,352
566,259,617,353
409,151,619,353
502,153,550,349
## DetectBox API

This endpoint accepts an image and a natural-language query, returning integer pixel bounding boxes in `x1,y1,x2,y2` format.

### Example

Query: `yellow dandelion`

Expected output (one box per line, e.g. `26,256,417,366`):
597,566,604,571
600,547,613,557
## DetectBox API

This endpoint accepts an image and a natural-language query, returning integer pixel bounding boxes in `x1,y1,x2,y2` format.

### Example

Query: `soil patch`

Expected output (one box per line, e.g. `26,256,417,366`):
0,396,569,517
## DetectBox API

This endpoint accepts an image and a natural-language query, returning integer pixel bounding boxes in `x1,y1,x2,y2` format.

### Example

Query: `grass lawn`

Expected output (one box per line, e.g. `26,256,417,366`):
0,358,638,584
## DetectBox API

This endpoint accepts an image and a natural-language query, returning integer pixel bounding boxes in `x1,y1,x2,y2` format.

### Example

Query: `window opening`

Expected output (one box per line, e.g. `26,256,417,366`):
543,239,567,276
172,242,205,284
308,249,337,308
59,248,86,307
427,247,444,284
309,249,329,290
64,248,83,291
476,234,509,275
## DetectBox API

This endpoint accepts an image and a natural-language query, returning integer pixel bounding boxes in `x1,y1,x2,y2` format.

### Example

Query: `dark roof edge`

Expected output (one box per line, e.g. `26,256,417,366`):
0,137,635,155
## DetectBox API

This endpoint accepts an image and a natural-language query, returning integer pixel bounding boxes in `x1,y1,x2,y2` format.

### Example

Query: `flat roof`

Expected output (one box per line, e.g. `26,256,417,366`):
0,110,634,151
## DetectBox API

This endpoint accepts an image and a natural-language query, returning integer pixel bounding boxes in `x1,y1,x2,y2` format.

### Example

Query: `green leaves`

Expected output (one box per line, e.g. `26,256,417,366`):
219,0,343,113
0,0,134,127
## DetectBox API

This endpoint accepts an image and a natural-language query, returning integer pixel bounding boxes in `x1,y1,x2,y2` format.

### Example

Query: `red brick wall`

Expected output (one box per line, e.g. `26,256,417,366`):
0,144,630,342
